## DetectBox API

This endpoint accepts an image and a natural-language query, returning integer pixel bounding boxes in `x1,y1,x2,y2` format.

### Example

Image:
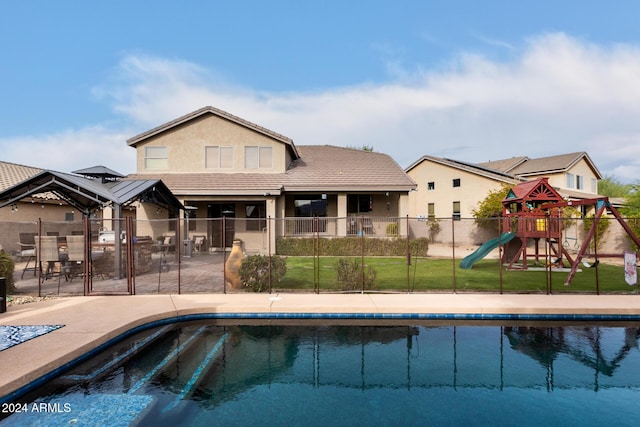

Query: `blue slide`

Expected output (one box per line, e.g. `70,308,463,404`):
459,232,516,269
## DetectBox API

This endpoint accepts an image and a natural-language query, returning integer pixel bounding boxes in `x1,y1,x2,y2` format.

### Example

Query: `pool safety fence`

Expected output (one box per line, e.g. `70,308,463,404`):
2,216,639,297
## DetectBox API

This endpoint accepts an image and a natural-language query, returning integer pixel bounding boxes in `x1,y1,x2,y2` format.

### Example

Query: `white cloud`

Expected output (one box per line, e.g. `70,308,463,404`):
0,127,135,175
8,32,640,183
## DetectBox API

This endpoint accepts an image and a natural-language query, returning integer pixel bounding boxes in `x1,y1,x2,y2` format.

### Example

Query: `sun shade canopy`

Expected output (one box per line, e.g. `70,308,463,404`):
0,170,184,215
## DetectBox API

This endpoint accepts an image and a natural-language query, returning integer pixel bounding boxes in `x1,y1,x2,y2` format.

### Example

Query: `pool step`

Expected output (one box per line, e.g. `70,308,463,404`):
162,332,229,413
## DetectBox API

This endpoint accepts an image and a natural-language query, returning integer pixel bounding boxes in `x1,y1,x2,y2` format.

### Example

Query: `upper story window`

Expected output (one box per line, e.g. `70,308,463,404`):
144,146,168,169
566,173,575,188
591,178,597,193
452,178,461,187
427,182,435,190
576,175,583,190
206,146,233,169
245,146,273,169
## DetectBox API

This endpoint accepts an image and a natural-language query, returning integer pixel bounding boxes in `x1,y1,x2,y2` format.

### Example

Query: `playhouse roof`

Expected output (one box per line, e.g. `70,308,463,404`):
503,177,564,204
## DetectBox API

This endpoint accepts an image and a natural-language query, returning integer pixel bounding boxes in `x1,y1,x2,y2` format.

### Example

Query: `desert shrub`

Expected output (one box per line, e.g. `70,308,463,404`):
239,255,287,292
0,252,16,293
334,257,376,291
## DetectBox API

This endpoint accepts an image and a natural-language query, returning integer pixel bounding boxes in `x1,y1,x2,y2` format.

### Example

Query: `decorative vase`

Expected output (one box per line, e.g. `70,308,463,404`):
225,240,244,289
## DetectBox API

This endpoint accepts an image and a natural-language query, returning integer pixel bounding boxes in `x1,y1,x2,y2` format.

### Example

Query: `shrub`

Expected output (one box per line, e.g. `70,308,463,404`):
334,257,376,291
386,223,398,236
0,252,16,294
276,237,429,257
239,255,287,292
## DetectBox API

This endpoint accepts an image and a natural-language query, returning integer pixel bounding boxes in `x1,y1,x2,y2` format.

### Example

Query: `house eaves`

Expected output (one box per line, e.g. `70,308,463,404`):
126,106,300,159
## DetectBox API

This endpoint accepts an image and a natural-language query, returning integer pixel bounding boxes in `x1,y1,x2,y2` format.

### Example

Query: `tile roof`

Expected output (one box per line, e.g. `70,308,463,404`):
127,145,416,195
0,161,43,191
284,145,416,191
477,156,529,173
478,152,602,179
507,152,593,176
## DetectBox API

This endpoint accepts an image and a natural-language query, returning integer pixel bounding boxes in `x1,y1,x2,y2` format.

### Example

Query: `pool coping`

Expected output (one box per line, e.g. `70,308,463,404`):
2,292,640,402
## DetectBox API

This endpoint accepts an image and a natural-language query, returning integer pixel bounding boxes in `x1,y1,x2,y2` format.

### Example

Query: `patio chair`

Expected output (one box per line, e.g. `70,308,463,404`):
35,235,62,291
193,235,206,253
18,232,37,279
65,235,85,281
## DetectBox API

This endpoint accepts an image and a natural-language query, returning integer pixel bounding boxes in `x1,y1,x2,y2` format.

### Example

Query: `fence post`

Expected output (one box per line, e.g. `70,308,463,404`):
451,217,456,293
222,216,226,294
268,216,272,294
406,215,410,293
361,224,365,294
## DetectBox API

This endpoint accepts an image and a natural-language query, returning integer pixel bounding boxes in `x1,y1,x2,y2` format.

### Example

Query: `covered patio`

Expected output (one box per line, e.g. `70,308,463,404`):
0,167,184,295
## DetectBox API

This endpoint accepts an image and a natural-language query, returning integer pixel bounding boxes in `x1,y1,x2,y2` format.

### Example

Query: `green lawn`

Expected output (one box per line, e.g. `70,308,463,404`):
274,256,639,294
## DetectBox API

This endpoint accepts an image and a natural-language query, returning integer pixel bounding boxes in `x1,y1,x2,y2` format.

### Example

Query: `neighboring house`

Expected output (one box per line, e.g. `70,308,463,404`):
126,106,417,251
478,152,602,200
0,161,74,224
406,152,603,220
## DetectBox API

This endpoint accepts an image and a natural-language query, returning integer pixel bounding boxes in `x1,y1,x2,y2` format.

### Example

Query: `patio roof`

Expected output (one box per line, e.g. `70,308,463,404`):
0,170,184,216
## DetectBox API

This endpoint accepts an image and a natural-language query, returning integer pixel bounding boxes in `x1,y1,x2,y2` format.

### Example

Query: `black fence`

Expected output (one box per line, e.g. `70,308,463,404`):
1,215,638,297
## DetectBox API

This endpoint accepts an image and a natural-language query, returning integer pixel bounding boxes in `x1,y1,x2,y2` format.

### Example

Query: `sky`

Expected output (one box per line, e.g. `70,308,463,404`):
2,1,640,182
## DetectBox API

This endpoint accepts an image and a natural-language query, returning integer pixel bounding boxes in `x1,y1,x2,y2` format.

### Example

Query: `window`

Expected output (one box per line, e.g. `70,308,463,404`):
144,146,168,169
348,194,372,213
427,182,435,190
576,175,583,190
246,203,266,231
452,201,461,220
205,146,233,168
65,212,74,222
566,173,575,188
591,178,597,193
427,203,435,219
452,178,461,187
245,146,273,169
294,195,327,217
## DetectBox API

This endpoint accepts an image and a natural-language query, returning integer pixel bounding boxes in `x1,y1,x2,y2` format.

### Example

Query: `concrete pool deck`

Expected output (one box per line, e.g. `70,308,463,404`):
2,292,640,400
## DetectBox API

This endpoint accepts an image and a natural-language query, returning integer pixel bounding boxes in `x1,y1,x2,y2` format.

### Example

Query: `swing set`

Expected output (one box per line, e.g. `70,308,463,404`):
501,178,640,286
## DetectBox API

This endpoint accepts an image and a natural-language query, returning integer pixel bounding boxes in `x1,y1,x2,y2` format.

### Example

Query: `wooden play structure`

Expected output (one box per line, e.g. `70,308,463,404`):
501,178,640,286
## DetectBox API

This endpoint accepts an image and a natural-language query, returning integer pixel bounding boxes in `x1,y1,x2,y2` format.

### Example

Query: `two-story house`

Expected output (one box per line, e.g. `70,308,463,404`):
126,106,417,252
406,152,602,220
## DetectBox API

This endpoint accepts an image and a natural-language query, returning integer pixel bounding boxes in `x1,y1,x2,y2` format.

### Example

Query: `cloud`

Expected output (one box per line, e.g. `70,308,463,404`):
0,127,135,175
9,32,640,183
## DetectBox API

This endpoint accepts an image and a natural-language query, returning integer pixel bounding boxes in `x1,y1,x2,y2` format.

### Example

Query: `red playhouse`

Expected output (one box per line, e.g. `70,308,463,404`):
501,178,640,286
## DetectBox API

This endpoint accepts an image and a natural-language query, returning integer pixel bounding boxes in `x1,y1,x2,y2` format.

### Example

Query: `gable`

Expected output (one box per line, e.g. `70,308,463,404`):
129,107,299,175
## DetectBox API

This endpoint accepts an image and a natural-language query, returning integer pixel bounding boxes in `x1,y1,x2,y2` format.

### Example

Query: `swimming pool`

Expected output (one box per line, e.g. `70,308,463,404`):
2,321,640,426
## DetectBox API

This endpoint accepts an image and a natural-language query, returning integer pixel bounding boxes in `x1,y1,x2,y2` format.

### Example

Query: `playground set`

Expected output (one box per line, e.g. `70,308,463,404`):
461,178,640,286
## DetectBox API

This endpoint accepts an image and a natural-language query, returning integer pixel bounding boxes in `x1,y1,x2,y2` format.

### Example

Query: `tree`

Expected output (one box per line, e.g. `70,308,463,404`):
598,175,633,198
472,184,512,231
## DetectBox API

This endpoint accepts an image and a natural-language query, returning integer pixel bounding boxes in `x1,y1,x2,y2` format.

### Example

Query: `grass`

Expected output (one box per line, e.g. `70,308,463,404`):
274,256,640,294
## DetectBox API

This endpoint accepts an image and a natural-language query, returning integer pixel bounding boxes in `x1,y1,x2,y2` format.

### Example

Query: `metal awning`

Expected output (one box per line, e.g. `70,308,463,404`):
0,170,184,215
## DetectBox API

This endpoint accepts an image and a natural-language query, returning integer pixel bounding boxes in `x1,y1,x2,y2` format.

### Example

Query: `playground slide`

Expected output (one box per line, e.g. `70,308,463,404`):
459,232,516,269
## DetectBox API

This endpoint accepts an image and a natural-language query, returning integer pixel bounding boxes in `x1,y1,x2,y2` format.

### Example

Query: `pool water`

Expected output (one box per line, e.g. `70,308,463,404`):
3,322,640,426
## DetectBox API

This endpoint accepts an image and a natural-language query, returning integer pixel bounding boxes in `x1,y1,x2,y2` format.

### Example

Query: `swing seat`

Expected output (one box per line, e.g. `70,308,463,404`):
582,259,599,268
